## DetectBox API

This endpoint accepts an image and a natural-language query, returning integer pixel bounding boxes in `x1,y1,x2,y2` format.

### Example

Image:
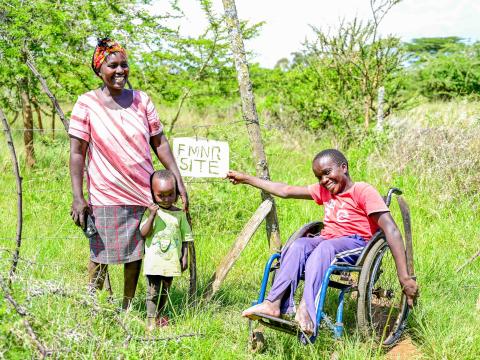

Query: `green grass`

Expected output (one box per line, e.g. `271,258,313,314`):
1,101,480,358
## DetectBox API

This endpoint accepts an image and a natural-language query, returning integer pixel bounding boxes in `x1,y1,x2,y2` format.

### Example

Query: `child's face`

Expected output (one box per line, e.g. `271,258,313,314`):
151,177,177,209
312,156,349,195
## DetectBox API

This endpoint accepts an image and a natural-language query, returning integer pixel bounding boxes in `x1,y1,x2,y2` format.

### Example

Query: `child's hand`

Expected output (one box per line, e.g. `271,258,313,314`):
180,250,188,272
147,203,159,216
226,170,248,185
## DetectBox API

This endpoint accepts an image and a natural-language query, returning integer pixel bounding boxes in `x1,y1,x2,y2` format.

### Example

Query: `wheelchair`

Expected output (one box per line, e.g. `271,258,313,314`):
248,188,414,351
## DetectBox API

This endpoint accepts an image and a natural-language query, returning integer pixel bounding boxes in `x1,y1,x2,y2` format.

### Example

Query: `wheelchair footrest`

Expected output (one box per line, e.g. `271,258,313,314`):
250,313,300,336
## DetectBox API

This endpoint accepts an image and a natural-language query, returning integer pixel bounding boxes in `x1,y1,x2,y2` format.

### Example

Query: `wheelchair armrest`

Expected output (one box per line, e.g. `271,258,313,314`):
385,187,402,207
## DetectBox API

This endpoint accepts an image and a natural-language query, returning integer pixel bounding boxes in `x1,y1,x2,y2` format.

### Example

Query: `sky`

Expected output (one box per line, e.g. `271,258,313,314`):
160,0,480,68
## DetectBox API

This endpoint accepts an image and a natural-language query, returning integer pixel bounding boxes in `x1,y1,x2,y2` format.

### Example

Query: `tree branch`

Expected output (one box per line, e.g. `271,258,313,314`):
0,108,23,285
23,49,69,132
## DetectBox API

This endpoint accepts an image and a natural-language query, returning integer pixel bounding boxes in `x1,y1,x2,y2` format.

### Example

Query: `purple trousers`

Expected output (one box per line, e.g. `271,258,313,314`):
266,234,366,332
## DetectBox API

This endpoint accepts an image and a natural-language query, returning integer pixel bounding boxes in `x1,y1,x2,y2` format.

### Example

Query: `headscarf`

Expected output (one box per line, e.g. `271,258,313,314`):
91,37,127,75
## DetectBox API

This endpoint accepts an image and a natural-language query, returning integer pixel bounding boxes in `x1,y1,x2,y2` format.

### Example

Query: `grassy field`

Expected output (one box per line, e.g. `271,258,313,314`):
1,101,480,359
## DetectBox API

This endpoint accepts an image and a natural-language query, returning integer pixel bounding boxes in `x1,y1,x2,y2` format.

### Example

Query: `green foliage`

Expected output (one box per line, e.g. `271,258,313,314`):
403,40,480,100
405,36,464,55
1,102,480,358
256,18,406,135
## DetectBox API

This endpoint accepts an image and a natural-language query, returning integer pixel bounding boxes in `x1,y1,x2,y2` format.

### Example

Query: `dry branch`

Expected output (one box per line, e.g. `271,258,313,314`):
0,108,23,285
203,199,273,300
0,277,53,358
456,249,480,273
23,49,69,132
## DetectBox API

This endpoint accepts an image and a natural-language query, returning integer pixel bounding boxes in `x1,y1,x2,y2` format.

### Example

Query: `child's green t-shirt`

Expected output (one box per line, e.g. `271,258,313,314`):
140,207,193,276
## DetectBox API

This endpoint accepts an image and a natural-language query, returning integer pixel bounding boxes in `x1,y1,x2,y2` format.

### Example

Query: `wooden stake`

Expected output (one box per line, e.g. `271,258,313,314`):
222,0,281,252
204,199,273,300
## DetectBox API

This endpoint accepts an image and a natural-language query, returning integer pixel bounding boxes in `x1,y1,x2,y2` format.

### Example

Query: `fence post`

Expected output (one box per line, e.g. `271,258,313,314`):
222,0,282,252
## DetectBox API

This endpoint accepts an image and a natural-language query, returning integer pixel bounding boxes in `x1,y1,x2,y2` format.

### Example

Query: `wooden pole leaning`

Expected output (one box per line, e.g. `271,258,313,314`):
204,199,273,300
222,0,282,253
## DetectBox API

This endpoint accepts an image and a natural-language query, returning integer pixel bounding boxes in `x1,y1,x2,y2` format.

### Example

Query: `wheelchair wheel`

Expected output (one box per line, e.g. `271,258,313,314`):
357,237,409,346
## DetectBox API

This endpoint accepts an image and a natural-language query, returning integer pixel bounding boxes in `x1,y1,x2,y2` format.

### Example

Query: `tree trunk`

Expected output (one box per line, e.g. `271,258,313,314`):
32,98,44,135
222,0,281,252
20,86,35,167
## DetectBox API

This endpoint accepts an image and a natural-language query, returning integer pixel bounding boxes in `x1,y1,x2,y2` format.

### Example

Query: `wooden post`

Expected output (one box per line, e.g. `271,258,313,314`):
204,199,273,300
222,0,281,252
376,86,385,132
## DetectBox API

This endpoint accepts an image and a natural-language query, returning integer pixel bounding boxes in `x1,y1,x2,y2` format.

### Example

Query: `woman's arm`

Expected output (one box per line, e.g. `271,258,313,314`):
150,132,188,211
226,170,313,199
69,136,89,228
370,211,418,307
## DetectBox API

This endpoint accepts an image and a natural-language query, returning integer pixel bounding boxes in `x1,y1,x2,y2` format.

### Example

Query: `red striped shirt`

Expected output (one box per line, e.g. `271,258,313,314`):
69,90,163,206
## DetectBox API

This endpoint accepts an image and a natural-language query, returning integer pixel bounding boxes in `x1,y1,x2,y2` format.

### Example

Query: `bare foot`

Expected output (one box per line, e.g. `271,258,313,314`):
295,298,314,335
242,300,281,319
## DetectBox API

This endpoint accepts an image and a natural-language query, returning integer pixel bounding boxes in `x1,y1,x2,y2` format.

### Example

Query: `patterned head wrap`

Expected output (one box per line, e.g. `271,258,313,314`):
91,37,127,75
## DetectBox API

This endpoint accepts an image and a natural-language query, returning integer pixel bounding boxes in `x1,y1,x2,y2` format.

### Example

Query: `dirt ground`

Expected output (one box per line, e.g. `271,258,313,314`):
385,338,422,360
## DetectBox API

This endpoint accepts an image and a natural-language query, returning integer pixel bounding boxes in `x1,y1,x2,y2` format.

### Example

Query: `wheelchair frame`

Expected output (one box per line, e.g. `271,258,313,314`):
248,188,414,349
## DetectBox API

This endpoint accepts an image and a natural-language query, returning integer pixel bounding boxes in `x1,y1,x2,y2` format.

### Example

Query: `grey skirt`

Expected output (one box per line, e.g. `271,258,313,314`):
89,205,146,264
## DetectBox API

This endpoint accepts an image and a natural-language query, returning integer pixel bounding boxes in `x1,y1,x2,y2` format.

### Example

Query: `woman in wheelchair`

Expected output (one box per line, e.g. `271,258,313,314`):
226,149,418,336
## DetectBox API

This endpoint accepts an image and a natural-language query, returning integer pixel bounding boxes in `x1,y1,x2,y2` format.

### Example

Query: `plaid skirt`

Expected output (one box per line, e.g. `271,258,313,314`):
89,205,146,264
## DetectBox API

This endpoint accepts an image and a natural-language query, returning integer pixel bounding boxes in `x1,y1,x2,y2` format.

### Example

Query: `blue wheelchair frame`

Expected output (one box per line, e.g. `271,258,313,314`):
255,249,364,342
249,188,409,344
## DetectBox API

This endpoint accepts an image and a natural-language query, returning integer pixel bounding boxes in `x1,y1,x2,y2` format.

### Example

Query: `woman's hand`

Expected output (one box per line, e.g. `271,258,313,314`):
71,197,89,228
226,170,249,185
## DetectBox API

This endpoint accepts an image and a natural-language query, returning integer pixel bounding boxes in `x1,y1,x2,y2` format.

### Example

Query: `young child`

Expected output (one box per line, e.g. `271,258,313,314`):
140,170,193,330
226,149,418,336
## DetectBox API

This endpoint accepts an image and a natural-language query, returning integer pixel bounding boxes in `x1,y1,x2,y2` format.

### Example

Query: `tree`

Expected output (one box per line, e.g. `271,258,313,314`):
0,0,183,166
405,36,464,55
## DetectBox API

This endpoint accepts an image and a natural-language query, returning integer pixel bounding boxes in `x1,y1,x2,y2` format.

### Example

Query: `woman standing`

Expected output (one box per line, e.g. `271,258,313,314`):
69,38,187,309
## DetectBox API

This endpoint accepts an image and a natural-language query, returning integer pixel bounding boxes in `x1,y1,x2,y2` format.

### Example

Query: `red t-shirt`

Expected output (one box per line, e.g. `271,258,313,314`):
308,182,389,240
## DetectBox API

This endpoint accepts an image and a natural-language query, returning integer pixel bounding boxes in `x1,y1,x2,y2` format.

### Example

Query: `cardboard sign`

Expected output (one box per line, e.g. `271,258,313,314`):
173,137,229,178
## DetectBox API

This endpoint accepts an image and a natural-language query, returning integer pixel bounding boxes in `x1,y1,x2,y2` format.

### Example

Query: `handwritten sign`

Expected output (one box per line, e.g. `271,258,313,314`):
173,137,229,178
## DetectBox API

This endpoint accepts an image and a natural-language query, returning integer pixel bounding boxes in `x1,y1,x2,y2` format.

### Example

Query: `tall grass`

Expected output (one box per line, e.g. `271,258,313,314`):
1,101,479,358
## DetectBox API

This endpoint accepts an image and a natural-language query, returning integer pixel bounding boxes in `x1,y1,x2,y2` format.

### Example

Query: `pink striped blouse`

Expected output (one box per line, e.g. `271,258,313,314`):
68,89,163,206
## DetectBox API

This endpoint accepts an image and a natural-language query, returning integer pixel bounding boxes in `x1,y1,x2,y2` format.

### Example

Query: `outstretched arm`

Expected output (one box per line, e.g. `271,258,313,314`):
150,132,188,211
370,211,418,307
226,170,313,199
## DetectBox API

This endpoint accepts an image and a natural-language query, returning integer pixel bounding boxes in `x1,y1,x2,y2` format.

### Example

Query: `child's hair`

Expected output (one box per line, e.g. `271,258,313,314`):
149,170,179,204
313,149,349,173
